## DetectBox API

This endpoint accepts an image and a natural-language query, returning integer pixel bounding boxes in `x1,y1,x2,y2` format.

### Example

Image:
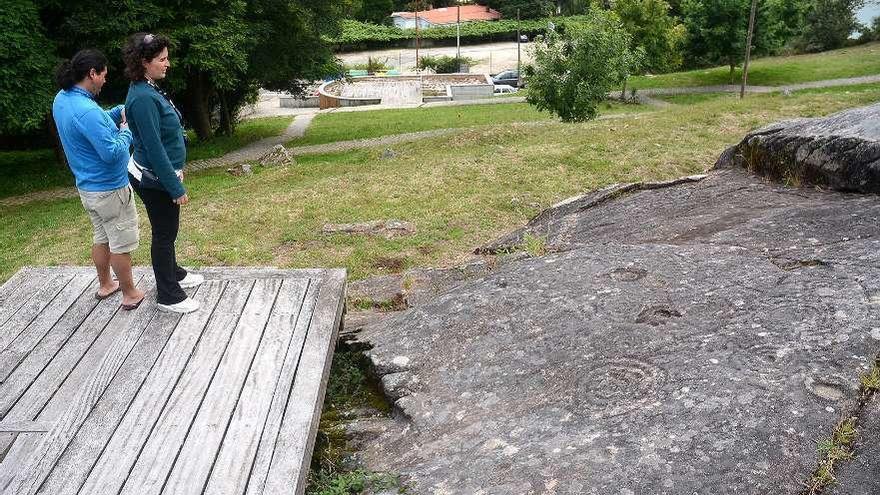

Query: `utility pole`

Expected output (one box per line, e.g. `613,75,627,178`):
740,0,758,99
516,8,521,87
456,3,461,62
415,6,421,71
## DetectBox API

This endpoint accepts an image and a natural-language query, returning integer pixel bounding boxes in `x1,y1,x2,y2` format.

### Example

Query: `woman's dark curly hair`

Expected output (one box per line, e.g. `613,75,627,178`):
121,32,171,81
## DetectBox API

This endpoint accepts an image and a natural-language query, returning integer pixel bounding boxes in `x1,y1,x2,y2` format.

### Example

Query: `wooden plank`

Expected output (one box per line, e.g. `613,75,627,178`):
0,273,96,381
0,268,49,328
42,282,226,495
0,433,41,492
0,277,152,421
0,422,52,433
158,278,284,494
115,280,256,495
0,277,141,420
0,433,14,463
198,278,310,495
244,280,322,495
261,273,346,495
0,281,159,495
0,271,77,351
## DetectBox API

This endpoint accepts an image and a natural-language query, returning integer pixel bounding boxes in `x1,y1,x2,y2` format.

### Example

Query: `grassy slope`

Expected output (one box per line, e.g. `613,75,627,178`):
630,42,880,89
0,116,292,199
288,101,644,147
4,84,880,282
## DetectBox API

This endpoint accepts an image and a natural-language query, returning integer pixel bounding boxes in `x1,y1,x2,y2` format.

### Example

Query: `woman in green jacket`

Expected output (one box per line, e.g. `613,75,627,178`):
122,33,202,314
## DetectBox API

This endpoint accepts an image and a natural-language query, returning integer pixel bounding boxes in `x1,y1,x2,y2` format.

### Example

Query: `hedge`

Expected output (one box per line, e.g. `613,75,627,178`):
328,16,591,51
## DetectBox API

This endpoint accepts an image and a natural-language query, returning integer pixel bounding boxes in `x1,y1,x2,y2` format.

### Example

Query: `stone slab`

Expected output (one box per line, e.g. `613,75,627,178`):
355,167,880,494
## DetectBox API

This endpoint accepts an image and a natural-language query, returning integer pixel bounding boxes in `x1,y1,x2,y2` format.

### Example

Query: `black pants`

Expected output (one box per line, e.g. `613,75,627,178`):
129,173,188,305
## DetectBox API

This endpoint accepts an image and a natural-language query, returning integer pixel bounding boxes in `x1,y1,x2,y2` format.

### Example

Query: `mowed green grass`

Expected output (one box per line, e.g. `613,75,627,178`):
288,101,646,147
655,82,880,104
630,42,880,89
4,84,880,283
0,116,293,199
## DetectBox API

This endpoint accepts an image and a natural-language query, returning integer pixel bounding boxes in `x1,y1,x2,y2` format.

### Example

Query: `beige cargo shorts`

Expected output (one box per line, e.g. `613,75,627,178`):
78,185,139,254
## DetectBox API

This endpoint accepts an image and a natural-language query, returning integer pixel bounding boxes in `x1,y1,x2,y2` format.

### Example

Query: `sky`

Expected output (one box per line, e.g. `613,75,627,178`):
858,2,880,25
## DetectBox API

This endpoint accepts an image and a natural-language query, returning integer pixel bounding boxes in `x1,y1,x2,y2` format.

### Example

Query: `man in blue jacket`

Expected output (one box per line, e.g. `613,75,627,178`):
52,49,145,310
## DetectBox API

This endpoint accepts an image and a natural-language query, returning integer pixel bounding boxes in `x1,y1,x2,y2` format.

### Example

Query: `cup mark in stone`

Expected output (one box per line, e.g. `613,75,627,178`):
804,376,847,401
608,267,648,282
559,358,664,418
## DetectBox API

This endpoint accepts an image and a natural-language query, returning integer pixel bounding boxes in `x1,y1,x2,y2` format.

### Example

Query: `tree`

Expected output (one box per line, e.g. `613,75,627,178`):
357,0,395,24
482,0,556,19
524,9,636,121
798,0,864,51
613,0,686,73
0,1,57,137
35,0,347,140
680,0,749,81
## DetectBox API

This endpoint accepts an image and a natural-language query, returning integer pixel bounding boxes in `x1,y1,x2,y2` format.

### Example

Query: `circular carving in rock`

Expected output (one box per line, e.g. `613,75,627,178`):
730,342,794,374
559,358,665,418
608,267,648,282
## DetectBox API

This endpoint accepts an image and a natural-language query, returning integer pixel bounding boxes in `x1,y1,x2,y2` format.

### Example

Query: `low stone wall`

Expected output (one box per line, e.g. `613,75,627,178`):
318,80,382,109
449,84,494,100
279,96,320,108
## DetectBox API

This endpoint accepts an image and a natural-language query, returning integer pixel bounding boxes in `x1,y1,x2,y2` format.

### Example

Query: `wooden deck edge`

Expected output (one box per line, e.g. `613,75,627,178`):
294,274,347,495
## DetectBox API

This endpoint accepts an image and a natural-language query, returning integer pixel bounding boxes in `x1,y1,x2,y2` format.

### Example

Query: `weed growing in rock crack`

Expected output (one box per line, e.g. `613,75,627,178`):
308,469,403,495
348,295,408,312
521,233,548,257
307,345,401,494
806,416,857,494
858,360,880,397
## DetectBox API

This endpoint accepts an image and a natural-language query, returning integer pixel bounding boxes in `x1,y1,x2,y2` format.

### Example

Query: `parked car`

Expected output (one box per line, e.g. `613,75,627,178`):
492,70,525,88
493,84,518,95
519,34,529,42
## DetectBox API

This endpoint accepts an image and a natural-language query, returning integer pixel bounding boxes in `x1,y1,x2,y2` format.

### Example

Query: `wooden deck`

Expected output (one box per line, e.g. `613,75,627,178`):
0,266,346,495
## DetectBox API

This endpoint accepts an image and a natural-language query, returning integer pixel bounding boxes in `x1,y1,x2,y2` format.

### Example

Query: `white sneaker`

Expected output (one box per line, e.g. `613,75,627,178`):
157,297,200,314
178,272,205,289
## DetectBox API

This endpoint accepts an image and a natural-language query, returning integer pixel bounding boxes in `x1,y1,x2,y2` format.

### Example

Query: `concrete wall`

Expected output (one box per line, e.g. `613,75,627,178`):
449,84,494,100
280,96,320,108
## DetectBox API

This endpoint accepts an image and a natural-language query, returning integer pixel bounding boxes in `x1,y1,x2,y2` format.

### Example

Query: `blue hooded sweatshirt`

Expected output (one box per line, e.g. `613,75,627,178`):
52,86,132,192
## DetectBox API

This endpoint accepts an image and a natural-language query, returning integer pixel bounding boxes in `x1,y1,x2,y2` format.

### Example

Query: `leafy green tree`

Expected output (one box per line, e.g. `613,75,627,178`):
556,0,591,14
36,0,347,140
0,1,57,136
357,0,394,23
798,0,864,51
680,0,749,81
524,9,636,121
482,0,556,19
613,0,686,73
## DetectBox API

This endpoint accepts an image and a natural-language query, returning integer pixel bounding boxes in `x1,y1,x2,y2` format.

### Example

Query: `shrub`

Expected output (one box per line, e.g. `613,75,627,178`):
417,55,477,73
525,10,637,122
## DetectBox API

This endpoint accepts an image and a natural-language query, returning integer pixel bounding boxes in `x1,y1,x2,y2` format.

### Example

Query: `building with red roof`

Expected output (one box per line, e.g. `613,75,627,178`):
390,4,502,29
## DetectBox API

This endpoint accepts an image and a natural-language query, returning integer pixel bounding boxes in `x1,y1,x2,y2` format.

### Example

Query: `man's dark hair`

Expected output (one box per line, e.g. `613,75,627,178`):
54,49,108,90
122,32,171,81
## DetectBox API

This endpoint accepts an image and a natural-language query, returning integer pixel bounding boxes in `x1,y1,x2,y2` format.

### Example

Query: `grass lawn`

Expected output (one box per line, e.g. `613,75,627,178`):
655,82,880,104
0,116,292,199
630,42,880,89
4,87,880,283
288,101,645,147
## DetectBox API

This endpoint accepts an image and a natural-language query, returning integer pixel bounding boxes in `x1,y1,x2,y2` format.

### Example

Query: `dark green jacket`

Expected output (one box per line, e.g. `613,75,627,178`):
125,81,187,199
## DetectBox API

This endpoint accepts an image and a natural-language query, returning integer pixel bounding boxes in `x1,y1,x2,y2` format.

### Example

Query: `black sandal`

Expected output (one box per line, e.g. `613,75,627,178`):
94,286,121,301
121,296,145,311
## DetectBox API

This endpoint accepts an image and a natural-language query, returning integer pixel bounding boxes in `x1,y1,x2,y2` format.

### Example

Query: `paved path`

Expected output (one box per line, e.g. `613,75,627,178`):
0,115,315,208
287,111,646,156
2,74,878,208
